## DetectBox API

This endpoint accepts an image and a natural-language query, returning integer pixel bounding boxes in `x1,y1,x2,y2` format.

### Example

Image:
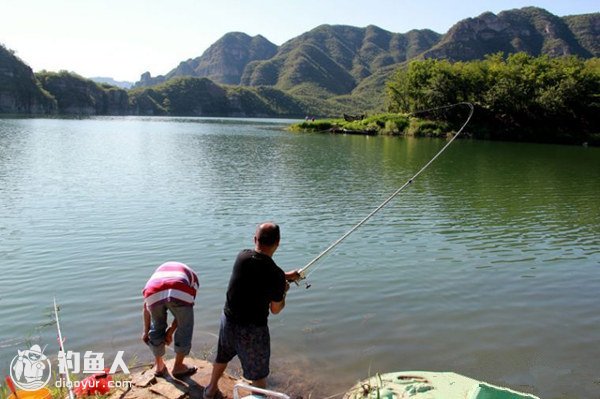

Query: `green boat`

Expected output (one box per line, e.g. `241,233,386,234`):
343,371,540,399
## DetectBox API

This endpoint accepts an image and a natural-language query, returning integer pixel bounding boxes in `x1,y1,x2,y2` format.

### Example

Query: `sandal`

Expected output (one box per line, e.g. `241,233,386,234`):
172,366,197,379
203,386,216,399
154,367,168,378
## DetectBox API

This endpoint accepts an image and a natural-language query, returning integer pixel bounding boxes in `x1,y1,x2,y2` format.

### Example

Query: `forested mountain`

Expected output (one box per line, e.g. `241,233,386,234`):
423,7,597,60
135,25,442,94
129,77,312,117
240,25,441,95
563,13,600,56
37,71,129,115
0,7,598,118
133,7,599,100
136,32,278,87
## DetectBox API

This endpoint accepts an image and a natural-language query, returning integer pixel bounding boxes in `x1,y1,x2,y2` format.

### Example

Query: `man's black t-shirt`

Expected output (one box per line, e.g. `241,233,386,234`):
223,249,286,326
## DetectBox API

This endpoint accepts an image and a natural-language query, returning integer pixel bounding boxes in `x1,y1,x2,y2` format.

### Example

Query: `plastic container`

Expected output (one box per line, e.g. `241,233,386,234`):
8,387,52,399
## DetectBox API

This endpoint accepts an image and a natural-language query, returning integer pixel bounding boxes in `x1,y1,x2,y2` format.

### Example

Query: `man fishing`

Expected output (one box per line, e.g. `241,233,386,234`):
142,261,199,379
203,222,300,398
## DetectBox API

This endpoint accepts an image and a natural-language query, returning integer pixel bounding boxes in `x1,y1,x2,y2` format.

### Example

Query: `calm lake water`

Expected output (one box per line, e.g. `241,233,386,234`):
0,117,599,398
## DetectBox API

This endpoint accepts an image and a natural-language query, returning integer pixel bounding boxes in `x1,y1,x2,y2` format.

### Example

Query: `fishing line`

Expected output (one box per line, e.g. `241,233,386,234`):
296,102,474,286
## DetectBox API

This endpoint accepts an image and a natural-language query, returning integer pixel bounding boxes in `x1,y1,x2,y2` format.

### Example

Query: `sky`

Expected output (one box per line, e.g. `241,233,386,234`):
2,0,598,82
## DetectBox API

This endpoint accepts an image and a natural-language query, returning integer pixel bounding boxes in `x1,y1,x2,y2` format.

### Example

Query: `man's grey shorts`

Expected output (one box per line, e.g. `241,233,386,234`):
147,301,194,357
215,313,270,381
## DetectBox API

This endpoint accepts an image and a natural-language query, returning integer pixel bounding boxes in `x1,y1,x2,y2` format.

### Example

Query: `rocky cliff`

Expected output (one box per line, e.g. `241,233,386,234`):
0,45,56,114
423,7,597,60
36,71,129,115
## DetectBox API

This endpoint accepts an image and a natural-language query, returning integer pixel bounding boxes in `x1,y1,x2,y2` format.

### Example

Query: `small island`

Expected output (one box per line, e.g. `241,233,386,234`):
289,113,451,138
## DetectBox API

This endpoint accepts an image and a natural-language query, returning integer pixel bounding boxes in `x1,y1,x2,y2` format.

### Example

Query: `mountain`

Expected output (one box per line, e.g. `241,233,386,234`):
90,77,134,89
135,25,441,95
423,7,596,60
130,76,311,117
0,46,130,115
37,71,130,115
135,32,277,87
0,45,56,113
241,25,441,95
132,7,598,111
1,7,598,118
563,12,600,57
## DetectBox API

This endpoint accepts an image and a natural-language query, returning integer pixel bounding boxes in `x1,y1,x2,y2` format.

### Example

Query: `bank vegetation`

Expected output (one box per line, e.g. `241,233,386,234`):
293,53,600,145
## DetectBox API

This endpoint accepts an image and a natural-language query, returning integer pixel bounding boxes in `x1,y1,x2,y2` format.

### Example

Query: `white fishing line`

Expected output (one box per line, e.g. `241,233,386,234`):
297,103,475,284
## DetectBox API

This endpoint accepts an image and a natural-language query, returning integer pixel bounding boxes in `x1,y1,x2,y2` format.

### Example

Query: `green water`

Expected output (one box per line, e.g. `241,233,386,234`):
0,117,598,398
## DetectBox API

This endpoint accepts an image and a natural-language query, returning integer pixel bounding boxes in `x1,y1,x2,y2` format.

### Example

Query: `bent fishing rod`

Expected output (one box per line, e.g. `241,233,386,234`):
54,297,75,399
295,102,474,288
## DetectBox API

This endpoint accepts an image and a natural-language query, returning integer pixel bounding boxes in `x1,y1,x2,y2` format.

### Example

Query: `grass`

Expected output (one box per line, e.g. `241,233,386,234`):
407,118,452,137
288,112,450,137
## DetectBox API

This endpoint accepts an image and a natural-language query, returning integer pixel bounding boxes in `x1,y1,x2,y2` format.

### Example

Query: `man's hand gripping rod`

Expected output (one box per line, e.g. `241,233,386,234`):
292,269,311,289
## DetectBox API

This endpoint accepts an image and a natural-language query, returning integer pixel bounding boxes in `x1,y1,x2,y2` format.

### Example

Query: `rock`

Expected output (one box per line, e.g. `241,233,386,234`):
105,387,129,399
132,368,157,388
122,358,240,399
150,379,189,399
123,388,164,399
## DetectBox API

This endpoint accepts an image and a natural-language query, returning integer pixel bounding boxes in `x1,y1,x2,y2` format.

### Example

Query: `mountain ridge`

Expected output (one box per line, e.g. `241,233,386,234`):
90,77,133,89
136,32,278,87
0,6,598,118
133,6,599,99
422,7,595,60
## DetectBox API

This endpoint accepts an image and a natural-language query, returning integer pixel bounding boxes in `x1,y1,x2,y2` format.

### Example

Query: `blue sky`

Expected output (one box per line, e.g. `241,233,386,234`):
2,0,598,82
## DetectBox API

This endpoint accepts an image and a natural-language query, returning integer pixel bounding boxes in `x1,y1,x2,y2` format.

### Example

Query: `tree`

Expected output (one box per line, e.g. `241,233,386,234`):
386,53,600,143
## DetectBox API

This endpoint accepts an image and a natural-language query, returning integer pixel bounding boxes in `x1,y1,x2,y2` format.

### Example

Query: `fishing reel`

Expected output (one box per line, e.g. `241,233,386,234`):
289,269,311,289
296,280,312,289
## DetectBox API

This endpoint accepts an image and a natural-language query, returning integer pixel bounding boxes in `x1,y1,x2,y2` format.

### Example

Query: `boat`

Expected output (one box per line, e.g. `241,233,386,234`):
342,371,540,399
231,371,540,399
343,113,366,122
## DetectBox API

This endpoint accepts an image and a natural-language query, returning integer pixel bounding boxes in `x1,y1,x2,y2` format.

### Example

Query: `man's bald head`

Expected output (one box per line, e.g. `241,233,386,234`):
255,222,280,247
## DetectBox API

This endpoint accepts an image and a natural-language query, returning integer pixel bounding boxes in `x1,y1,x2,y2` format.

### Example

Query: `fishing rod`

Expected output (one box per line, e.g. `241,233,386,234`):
296,102,475,287
54,297,75,399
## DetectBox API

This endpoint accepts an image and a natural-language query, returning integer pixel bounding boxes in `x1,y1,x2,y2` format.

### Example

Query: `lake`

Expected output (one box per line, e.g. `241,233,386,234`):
0,117,598,398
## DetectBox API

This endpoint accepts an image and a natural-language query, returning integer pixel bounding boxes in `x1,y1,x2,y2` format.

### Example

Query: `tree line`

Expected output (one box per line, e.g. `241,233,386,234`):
387,53,600,145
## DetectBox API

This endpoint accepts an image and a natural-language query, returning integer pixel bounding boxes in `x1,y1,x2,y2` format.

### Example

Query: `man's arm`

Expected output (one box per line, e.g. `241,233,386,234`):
142,303,151,343
270,281,290,314
165,319,178,345
270,269,300,315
